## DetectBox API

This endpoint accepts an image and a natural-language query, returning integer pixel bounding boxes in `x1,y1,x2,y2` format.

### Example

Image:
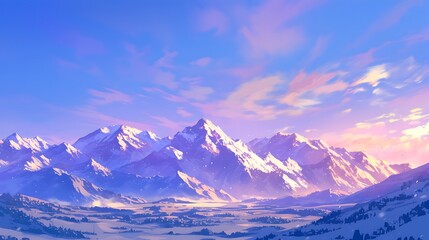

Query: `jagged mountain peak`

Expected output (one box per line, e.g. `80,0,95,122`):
4,132,23,141
73,125,169,169
54,142,80,154
177,118,229,142
75,125,161,150
87,159,112,176
274,131,308,141
2,133,50,152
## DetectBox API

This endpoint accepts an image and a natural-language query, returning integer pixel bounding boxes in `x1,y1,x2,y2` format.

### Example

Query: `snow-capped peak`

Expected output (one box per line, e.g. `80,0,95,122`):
172,119,275,175
138,130,161,141
56,142,80,155
272,132,316,148
160,146,184,160
52,167,67,176
88,159,111,176
176,118,230,144
73,125,169,169
3,133,50,152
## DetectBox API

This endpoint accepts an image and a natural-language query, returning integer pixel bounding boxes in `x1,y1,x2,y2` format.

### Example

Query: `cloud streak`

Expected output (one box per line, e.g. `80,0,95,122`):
88,88,133,105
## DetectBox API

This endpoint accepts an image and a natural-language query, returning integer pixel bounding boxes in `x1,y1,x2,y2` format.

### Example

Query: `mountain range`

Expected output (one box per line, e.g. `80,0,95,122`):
0,118,412,205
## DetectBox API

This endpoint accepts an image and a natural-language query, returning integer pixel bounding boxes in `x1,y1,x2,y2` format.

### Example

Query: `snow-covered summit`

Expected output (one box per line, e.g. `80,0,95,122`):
2,133,50,152
73,125,169,169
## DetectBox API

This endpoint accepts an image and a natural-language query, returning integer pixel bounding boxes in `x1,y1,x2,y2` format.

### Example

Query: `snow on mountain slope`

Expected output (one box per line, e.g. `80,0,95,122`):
343,163,429,203
280,162,429,240
119,146,184,177
262,153,310,191
249,132,333,166
73,125,169,169
172,118,274,173
39,143,89,170
80,168,236,202
0,167,143,205
0,133,51,165
175,171,237,202
2,133,50,153
138,119,314,198
249,132,397,194
0,120,406,202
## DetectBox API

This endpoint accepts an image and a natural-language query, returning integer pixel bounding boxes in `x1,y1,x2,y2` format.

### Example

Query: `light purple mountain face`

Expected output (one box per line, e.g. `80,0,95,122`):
343,162,429,203
79,161,235,202
39,143,90,171
73,125,170,169
284,163,429,240
260,189,345,207
121,119,316,199
249,132,399,194
0,119,408,203
390,163,413,174
0,133,51,172
0,167,144,205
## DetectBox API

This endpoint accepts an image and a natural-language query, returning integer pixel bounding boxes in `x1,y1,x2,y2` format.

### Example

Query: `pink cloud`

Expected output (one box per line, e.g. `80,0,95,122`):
151,116,192,132
179,85,213,101
321,120,429,166
288,70,338,93
56,58,80,70
352,0,423,47
190,57,212,67
306,36,329,63
120,43,179,89
405,30,429,45
225,63,266,80
61,32,106,57
197,8,228,35
241,26,304,57
74,108,153,131
196,75,288,120
240,0,324,57
388,88,429,110
150,69,178,89
143,88,186,103
280,69,346,109
176,108,193,118
313,81,349,95
371,0,423,33
155,50,178,69
349,48,377,69
88,88,133,105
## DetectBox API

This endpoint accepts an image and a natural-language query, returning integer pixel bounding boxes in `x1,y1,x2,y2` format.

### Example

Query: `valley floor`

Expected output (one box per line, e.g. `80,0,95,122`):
0,201,335,240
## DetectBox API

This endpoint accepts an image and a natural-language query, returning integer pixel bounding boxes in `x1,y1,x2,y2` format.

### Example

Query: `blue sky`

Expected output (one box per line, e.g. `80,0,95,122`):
1,0,429,165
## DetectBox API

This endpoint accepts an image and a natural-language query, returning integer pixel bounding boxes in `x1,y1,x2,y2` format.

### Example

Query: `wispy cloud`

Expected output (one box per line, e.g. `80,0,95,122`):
240,0,324,57
197,8,228,35
306,36,329,63
402,121,429,139
225,63,266,80
352,64,389,87
197,75,286,120
73,108,152,130
280,70,342,108
62,32,106,57
351,0,423,47
179,85,214,101
121,43,179,89
155,50,178,69
176,108,193,118
151,116,191,132
190,57,212,67
88,88,132,105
